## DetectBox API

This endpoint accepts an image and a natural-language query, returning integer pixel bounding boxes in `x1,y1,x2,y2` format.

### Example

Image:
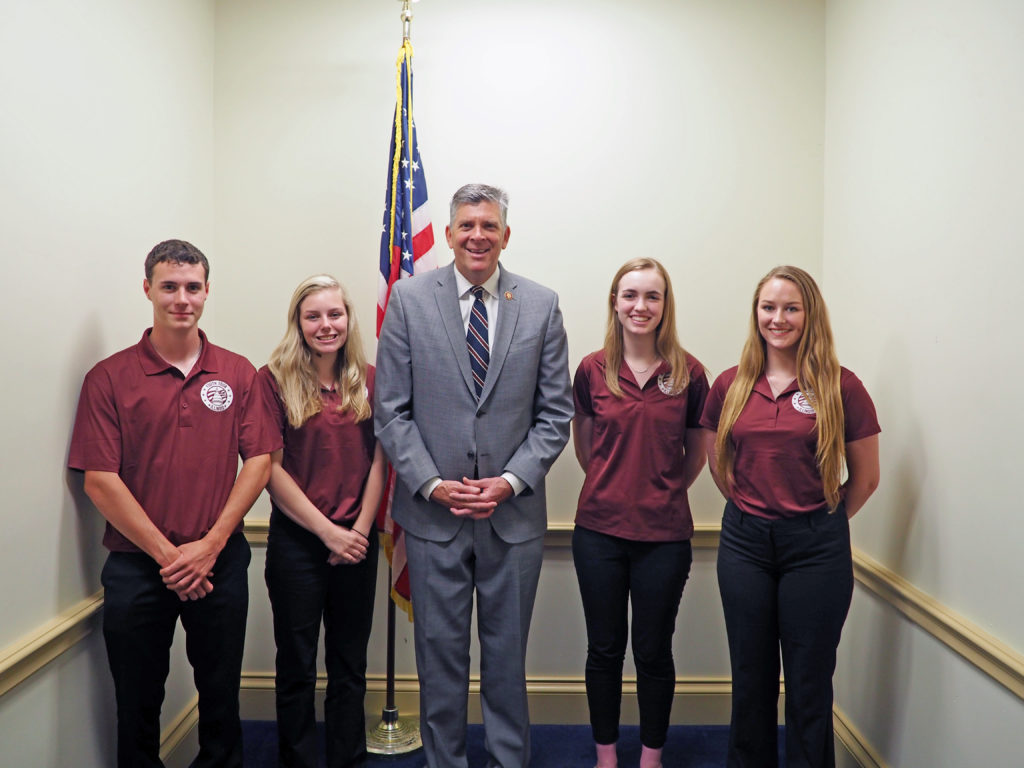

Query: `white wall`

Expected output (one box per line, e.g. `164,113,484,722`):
213,0,825,693
0,0,215,763
824,0,1024,763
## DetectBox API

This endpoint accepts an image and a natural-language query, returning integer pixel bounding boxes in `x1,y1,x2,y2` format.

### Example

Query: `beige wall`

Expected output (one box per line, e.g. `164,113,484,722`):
214,0,825,696
0,1,215,764
4,0,1021,766
824,0,1024,763
212,0,825,527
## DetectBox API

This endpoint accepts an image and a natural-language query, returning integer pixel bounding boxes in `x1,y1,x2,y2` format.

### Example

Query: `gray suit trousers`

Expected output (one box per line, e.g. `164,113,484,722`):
405,520,544,768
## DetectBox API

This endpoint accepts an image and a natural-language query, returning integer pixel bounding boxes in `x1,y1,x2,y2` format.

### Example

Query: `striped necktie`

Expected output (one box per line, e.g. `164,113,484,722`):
467,286,489,398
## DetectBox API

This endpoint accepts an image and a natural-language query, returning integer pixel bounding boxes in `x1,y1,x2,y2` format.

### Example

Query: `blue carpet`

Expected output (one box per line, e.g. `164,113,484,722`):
234,721,787,767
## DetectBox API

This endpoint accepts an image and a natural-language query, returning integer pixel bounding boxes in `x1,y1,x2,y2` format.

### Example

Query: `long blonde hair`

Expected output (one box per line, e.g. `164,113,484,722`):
715,266,845,509
603,258,692,397
267,275,371,428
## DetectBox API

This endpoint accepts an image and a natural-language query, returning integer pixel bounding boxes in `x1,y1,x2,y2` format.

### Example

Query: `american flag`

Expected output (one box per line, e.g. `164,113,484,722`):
376,39,436,619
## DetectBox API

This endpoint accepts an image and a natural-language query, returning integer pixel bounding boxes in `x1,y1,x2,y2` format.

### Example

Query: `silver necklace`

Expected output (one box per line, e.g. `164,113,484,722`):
627,358,657,374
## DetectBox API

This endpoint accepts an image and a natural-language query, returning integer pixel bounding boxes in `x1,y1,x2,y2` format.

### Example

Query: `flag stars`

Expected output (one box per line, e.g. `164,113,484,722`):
401,158,409,169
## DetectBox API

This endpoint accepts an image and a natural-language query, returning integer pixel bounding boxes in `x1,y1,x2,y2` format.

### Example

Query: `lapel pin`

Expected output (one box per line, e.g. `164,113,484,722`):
504,291,514,300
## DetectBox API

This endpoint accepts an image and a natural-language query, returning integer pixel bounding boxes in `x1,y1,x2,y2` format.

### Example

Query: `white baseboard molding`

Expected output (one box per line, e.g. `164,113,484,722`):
833,703,887,768
0,591,103,698
160,694,199,768
853,549,1023,700
240,672,737,726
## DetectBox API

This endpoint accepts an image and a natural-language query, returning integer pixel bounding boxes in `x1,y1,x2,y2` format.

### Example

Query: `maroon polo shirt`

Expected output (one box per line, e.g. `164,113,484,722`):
256,365,377,526
574,350,709,541
68,329,280,552
700,366,880,519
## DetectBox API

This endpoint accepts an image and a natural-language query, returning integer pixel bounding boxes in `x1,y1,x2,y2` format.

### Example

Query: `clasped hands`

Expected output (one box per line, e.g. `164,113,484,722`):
431,476,513,519
324,525,369,566
159,538,219,602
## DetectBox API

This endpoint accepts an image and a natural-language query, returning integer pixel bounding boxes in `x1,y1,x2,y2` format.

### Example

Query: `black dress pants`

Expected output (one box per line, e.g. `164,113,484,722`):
572,525,692,749
265,511,378,768
717,501,853,768
101,532,250,768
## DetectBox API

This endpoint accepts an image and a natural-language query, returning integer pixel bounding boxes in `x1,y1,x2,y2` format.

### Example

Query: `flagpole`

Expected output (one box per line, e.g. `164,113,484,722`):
366,567,420,754
366,0,423,755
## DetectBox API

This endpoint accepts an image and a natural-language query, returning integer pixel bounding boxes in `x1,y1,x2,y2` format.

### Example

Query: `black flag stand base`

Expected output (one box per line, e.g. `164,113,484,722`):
366,564,422,755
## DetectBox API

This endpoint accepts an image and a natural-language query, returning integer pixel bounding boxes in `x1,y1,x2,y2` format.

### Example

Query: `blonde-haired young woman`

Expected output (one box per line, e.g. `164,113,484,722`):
701,266,880,768
256,274,386,768
572,258,709,768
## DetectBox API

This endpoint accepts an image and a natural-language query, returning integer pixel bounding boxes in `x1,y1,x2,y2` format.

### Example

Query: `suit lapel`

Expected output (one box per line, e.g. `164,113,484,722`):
434,264,477,397
480,266,519,404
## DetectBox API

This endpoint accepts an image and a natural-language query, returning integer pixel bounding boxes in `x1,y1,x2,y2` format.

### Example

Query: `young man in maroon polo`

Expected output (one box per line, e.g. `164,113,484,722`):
69,239,277,768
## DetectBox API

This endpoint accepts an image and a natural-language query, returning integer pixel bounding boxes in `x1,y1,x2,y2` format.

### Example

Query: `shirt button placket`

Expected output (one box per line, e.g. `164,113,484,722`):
180,384,192,428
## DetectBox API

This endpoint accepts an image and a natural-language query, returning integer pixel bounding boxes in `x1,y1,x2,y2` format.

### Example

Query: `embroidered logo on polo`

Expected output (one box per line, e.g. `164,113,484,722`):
657,373,678,396
791,390,816,415
200,380,234,412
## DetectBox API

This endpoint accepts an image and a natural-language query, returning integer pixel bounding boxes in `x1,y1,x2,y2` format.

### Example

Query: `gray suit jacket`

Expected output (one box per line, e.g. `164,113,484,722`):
374,262,573,543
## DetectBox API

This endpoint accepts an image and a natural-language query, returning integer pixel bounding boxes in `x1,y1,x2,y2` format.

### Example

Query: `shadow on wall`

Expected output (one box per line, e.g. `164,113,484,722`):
860,334,927,757
62,471,106,597
58,313,109,609
55,313,116,762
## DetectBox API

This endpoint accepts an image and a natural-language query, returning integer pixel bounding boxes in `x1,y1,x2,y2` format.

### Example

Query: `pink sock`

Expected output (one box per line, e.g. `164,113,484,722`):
639,744,663,768
595,741,617,768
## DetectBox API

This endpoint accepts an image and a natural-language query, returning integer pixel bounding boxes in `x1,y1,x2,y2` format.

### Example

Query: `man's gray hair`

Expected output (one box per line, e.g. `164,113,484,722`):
449,184,509,228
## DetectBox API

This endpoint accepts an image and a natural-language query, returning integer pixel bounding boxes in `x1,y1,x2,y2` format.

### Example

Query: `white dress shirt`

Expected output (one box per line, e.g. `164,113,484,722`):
454,265,501,342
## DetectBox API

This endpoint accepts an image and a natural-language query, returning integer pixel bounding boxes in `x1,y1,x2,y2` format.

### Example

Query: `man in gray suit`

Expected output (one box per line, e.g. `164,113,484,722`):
375,183,573,768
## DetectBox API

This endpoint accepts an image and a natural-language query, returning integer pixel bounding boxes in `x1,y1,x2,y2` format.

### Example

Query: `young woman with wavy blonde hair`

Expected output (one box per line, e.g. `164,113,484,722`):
267,274,372,427
573,258,709,768
256,274,386,768
701,265,880,768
